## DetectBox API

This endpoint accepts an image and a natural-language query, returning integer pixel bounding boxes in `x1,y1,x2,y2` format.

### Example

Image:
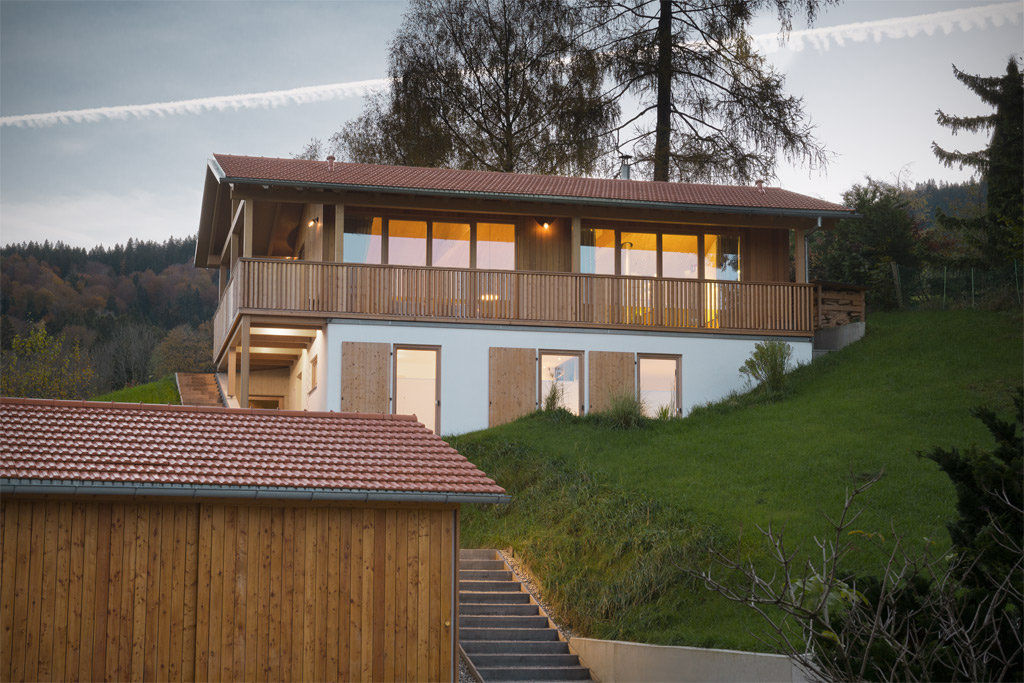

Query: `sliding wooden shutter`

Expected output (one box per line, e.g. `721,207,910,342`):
339,342,390,413
488,347,536,427
588,351,635,413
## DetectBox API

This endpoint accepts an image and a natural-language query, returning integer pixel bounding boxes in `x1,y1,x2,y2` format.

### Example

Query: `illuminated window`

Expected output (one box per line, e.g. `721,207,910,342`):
638,355,680,417
662,234,699,279
432,222,471,268
620,232,657,277
539,352,583,415
394,346,439,433
477,223,516,270
580,228,616,275
704,234,740,281
309,356,318,391
343,215,382,264
388,220,428,266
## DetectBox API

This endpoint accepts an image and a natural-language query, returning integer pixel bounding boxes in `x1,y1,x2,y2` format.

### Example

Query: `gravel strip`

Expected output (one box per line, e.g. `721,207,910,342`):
458,651,476,683
497,548,576,641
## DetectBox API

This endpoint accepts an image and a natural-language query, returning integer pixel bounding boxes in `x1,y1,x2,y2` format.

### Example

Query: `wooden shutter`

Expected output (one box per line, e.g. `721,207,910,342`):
339,342,390,413
588,351,635,413
488,347,536,427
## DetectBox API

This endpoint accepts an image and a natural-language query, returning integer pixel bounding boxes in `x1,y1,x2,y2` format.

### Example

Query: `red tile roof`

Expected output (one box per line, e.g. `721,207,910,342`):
212,154,851,215
0,398,506,499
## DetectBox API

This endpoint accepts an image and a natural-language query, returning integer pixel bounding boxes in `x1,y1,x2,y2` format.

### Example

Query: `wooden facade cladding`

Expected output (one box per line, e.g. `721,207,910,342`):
213,259,816,362
340,342,391,414
0,497,455,683
588,352,636,413
488,347,537,427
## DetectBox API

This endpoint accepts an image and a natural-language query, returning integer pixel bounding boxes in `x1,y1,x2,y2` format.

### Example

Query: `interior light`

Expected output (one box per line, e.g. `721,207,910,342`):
308,217,320,229
542,222,550,230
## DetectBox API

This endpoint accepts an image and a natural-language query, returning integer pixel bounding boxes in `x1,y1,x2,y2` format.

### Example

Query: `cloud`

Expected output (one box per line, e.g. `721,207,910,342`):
0,190,202,247
1,2,1019,129
752,1,1022,54
0,79,388,129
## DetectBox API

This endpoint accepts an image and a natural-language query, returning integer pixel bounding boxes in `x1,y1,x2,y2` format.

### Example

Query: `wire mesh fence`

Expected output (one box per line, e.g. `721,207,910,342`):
892,262,1023,310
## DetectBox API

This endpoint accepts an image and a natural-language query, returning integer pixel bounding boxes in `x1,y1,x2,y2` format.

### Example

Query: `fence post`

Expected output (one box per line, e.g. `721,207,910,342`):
971,268,975,309
942,266,947,309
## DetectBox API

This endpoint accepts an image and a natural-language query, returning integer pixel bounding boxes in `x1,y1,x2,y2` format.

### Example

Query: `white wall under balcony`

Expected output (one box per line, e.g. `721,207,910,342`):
324,319,811,436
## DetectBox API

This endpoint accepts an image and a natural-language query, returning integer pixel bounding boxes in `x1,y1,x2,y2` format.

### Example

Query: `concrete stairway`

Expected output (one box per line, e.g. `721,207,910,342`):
459,549,591,682
175,372,226,407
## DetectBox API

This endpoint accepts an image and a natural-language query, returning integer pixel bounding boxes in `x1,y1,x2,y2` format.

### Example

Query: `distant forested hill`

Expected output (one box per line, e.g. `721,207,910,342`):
1,236,218,396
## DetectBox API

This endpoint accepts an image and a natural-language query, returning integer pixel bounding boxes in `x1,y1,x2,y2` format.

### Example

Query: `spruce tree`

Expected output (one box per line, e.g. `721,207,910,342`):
932,59,1023,262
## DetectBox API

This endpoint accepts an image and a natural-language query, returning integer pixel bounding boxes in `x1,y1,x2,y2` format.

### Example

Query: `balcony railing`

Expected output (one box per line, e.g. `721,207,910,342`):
214,258,817,357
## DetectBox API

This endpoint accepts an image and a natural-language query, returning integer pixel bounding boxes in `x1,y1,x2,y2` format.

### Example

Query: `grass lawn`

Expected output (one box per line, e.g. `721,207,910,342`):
93,374,181,404
451,310,1022,651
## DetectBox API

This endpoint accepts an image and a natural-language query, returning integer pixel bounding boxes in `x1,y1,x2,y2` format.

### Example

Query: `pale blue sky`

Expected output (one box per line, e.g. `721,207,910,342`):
0,0,1020,247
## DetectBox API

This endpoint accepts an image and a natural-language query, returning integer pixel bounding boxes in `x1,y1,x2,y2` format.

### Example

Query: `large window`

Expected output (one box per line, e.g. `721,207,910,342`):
662,234,699,279
388,220,428,266
704,234,740,281
581,228,615,275
394,346,439,433
619,232,657,277
432,222,471,268
539,351,583,415
477,223,516,270
343,215,382,264
637,355,680,417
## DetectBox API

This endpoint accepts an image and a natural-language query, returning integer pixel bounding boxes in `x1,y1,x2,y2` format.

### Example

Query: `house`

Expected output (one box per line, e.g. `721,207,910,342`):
0,397,507,682
195,154,859,433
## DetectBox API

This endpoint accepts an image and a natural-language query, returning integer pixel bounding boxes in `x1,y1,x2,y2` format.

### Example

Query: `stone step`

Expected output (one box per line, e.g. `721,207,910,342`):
461,548,501,561
461,559,507,571
460,627,560,641
460,580,522,592
460,569,514,581
478,665,591,681
460,603,540,616
471,653,580,668
461,615,550,629
460,591,531,604
461,640,571,655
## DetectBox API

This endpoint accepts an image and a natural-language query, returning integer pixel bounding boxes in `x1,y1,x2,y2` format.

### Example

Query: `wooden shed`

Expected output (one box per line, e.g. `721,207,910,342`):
0,397,507,682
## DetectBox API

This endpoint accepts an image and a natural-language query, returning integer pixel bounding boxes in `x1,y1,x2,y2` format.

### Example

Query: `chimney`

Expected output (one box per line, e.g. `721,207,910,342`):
618,154,632,180
755,179,766,194
326,155,336,172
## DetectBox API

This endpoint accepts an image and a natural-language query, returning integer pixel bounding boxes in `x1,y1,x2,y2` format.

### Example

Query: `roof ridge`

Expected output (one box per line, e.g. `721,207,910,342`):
0,396,419,422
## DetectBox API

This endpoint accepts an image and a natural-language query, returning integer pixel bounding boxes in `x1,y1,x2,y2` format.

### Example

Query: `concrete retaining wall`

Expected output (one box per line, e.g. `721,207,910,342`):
570,637,809,683
813,321,865,351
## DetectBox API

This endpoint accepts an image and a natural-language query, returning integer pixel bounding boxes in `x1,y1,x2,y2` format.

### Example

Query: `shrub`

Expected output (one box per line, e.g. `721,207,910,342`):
601,393,648,429
739,340,792,397
543,381,564,412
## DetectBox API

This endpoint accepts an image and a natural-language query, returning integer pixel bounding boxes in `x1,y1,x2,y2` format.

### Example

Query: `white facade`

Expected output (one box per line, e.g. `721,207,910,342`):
323,319,812,436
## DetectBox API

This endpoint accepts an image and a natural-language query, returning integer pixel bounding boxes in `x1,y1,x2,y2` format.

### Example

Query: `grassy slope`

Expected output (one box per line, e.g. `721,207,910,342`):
93,374,181,404
451,310,1022,651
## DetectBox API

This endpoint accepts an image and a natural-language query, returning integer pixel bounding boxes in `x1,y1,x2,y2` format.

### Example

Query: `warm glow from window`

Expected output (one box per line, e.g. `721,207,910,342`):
620,232,657,277
395,348,438,433
539,353,581,415
344,216,382,264
581,228,615,275
663,234,699,279
477,223,516,270
388,220,428,266
432,222,471,268
638,356,679,417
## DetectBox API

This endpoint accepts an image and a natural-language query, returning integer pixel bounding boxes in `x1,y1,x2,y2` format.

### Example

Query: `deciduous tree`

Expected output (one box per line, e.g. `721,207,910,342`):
1,322,96,399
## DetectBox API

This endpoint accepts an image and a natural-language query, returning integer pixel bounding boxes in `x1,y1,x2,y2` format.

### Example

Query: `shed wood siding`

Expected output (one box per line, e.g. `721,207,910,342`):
588,352,636,413
741,228,789,282
340,341,390,413
488,347,537,427
1,498,455,683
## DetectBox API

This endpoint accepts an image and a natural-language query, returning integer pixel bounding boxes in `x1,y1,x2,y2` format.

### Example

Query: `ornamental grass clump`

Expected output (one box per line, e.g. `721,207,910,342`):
602,393,648,430
739,340,792,398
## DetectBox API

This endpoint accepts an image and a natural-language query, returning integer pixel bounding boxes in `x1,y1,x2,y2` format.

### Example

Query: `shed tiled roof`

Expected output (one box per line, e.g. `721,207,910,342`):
212,154,851,215
0,398,506,498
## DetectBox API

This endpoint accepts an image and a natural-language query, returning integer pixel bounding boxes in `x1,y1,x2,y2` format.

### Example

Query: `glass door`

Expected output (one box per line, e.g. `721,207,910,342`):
394,346,440,433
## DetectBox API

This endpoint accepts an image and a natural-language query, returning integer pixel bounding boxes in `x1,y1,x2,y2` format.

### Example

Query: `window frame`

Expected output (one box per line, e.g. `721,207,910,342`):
392,344,442,434
636,353,682,417
537,349,585,415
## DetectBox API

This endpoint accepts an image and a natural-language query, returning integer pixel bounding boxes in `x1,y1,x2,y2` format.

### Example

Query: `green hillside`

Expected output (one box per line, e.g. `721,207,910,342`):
451,310,1022,651
93,374,180,404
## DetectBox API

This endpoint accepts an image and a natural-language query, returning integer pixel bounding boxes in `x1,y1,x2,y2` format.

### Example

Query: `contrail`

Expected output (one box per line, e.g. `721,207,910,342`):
2,2,1019,129
0,78,389,128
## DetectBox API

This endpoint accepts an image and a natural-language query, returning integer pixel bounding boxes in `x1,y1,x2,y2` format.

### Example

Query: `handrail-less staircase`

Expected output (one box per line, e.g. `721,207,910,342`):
459,549,591,682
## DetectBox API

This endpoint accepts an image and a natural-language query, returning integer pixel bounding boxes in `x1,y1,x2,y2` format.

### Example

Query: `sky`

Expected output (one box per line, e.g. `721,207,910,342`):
0,0,1021,248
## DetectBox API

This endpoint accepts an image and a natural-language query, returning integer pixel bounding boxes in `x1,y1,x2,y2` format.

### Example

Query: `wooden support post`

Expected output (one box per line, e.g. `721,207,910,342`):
333,204,345,262
218,264,227,296
242,201,254,258
239,317,250,408
571,217,581,273
794,229,807,283
230,233,239,270
227,346,237,397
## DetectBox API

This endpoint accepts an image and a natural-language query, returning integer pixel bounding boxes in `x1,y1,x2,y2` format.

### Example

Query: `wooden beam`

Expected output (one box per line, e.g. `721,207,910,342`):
242,201,254,258
794,229,807,283
218,265,227,297
570,217,581,273
334,204,345,262
239,316,250,408
227,346,237,397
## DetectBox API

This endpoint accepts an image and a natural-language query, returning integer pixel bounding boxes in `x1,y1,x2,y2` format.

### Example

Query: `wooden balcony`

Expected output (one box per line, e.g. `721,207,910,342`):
214,258,818,360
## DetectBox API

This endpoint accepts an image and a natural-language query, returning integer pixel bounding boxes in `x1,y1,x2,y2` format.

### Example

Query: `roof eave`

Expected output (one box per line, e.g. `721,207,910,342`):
224,177,855,220
0,478,511,505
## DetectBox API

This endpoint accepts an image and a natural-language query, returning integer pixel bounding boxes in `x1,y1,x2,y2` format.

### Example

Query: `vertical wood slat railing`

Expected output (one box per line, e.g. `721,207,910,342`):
213,258,816,354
